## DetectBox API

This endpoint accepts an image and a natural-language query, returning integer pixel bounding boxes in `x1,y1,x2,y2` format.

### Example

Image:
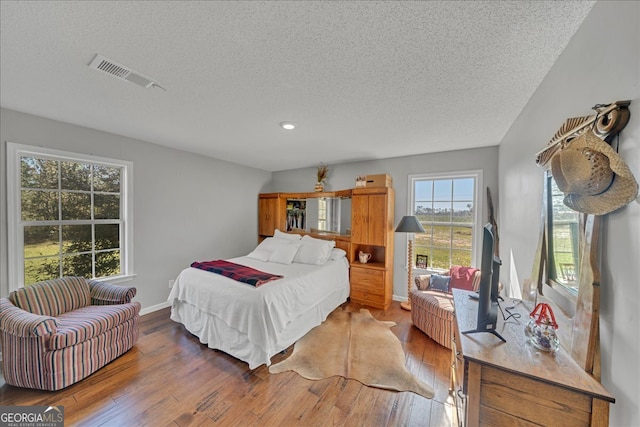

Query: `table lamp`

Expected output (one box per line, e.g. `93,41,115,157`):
395,215,426,311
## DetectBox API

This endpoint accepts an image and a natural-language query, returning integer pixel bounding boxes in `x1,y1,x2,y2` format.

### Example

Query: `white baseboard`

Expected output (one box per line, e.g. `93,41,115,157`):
392,294,409,302
140,301,171,316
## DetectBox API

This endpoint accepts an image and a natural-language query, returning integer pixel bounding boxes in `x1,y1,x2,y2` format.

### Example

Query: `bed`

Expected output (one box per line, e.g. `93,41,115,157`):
168,233,350,369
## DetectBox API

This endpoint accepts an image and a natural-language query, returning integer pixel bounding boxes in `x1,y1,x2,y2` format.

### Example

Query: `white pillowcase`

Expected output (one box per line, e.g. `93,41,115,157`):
274,229,301,241
293,235,336,265
247,237,302,264
328,248,347,261
246,237,280,261
247,234,337,265
268,241,301,264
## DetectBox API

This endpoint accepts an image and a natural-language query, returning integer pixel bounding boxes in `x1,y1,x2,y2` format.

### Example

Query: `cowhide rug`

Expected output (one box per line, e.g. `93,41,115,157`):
269,308,435,399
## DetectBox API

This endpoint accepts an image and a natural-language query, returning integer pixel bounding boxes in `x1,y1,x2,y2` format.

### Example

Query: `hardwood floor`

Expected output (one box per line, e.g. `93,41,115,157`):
0,301,455,426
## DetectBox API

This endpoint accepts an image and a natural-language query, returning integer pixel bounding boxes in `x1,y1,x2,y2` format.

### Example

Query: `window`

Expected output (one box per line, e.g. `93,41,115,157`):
546,172,580,296
7,143,134,289
409,171,482,270
317,198,327,231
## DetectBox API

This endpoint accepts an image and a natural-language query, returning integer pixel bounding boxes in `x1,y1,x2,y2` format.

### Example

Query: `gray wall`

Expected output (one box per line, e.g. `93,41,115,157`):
0,108,271,311
498,1,639,424
269,145,500,301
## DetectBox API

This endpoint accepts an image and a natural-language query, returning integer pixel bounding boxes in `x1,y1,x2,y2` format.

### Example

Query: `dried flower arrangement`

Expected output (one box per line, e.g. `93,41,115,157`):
316,163,329,184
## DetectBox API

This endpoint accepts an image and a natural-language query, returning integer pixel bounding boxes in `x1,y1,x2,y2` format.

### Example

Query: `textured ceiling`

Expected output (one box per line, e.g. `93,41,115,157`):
0,1,596,172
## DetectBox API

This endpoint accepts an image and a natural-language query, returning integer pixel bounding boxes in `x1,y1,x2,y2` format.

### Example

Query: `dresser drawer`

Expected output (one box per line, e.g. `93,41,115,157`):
350,266,390,309
350,267,384,294
350,290,387,309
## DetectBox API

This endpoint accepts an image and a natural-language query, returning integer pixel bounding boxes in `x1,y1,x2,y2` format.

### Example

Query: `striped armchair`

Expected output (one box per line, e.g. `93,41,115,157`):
410,266,480,349
0,277,140,390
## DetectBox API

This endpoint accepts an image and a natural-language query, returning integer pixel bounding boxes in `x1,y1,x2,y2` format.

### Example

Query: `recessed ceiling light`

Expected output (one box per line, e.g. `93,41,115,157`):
280,122,296,130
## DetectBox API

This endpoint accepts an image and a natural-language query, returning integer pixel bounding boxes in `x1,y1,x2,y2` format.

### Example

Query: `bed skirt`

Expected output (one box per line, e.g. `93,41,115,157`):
170,286,349,369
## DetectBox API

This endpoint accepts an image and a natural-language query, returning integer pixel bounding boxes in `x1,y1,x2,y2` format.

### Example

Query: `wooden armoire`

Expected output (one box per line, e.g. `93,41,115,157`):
258,186,395,310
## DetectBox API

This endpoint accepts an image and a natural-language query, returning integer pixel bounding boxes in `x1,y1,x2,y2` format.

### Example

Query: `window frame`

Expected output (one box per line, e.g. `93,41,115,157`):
7,142,134,290
407,170,483,272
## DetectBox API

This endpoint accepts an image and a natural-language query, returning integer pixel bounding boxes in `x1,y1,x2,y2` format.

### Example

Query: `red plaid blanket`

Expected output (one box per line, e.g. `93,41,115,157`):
190,260,283,287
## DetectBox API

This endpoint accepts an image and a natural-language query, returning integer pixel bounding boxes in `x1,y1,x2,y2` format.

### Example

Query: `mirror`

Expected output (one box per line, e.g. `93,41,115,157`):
535,169,604,369
527,101,628,375
285,197,351,235
544,171,581,312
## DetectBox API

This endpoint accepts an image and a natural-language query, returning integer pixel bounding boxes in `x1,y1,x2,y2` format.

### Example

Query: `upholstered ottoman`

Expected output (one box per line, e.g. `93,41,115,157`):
410,266,480,349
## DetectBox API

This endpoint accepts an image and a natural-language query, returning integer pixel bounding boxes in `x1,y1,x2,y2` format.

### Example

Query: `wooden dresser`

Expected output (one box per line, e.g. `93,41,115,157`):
451,288,614,427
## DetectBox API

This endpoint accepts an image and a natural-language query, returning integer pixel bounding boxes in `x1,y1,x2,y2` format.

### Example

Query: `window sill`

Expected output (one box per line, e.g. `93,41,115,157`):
413,268,448,275
100,274,137,284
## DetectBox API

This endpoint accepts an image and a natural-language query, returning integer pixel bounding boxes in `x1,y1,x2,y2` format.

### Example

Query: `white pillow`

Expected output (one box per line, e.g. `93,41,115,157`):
328,248,347,261
246,237,280,261
274,229,301,241
268,242,301,264
293,235,336,265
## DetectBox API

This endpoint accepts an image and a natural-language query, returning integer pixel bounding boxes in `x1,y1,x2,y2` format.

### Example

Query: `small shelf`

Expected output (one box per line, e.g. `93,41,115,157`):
352,244,385,264
350,261,387,270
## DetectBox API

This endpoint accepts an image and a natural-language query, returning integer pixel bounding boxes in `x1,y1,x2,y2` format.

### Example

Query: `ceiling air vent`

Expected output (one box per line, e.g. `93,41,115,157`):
88,54,165,90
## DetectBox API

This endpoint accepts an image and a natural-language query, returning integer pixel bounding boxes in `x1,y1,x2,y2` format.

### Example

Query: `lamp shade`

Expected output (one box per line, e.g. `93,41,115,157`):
395,215,425,233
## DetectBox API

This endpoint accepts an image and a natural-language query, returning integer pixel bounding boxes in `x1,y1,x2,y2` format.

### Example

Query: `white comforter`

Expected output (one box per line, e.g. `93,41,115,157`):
168,256,350,367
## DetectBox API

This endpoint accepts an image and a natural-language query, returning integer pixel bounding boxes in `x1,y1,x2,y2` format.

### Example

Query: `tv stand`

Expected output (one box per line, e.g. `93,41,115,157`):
461,327,506,343
451,289,613,427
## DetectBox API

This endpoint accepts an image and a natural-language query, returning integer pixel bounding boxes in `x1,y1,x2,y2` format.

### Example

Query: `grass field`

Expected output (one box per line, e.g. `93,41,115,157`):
413,225,472,269
24,241,59,258
550,229,579,289
23,241,120,285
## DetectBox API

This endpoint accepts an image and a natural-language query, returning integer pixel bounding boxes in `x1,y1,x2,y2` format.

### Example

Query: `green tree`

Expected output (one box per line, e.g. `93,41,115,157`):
21,156,122,284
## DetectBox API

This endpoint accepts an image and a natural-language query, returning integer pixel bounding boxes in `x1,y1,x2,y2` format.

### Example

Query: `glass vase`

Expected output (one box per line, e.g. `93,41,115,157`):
530,322,560,352
525,302,560,353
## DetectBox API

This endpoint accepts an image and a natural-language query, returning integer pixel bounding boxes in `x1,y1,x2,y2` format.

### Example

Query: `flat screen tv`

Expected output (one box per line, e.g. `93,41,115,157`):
462,223,506,342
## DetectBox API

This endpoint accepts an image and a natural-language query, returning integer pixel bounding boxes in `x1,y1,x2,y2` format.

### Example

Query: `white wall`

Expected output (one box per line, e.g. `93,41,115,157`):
498,1,639,424
0,108,272,311
269,146,499,301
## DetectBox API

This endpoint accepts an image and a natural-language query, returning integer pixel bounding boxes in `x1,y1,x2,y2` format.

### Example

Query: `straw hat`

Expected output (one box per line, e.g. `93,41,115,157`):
551,129,638,215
